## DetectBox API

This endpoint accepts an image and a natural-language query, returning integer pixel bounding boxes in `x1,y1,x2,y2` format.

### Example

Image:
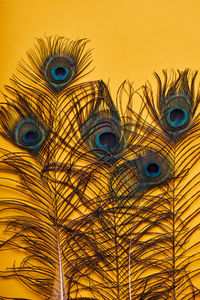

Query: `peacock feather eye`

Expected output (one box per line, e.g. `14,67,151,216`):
51,66,69,81
111,150,171,198
136,151,171,184
89,117,122,158
160,95,192,136
45,56,76,90
14,119,46,151
166,107,189,128
142,162,162,178
81,110,126,164
94,131,119,152
143,70,198,139
19,37,93,93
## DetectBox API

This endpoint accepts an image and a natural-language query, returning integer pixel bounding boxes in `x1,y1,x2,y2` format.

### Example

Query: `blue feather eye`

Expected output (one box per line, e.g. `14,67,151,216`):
95,132,119,152
81,110,126,164
14,119,46,151
111,151,171,198
160,95,192,136
143,70,196,138
45,56,76,90
50,66,70,81
22,130,39,144
90,122,122,160
166,108,188,128
143,162,162,178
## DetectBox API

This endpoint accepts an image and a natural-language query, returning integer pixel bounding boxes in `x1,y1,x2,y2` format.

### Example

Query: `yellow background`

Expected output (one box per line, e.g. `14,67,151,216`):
1,0,200,94
1,0,200,298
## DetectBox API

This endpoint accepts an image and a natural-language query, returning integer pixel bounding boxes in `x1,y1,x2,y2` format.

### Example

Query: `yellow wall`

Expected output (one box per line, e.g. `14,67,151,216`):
1,0,200,93
1,0,200,298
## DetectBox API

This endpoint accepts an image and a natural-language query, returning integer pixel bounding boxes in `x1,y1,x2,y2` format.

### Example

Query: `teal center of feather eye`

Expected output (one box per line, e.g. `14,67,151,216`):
51,66,69,81
143,162,161,178
167,108,188,128
95,132,119,151
22,130,39,144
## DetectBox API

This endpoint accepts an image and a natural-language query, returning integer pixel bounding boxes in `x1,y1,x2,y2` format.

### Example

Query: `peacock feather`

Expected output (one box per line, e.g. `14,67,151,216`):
1,37,200,300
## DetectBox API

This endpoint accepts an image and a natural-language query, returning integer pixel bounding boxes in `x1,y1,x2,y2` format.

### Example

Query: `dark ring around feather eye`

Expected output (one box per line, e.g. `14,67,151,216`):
166,108,188,128
44,55,76,89
95,132,119,152
51,66,70,81
143,162,161,178
15,119,46,151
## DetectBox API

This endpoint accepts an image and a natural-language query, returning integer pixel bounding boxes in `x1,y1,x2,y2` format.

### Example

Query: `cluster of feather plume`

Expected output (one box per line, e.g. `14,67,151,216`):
0,36,200,300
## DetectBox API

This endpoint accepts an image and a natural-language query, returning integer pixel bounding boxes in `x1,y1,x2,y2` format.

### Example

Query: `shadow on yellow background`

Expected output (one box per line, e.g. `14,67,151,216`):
1,0,200,299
